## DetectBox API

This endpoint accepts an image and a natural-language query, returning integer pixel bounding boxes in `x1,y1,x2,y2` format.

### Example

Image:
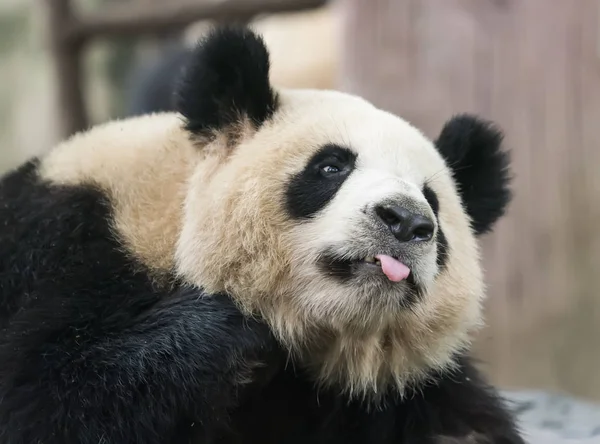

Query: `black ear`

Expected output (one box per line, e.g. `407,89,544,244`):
174,25,278,139
435,114,512,235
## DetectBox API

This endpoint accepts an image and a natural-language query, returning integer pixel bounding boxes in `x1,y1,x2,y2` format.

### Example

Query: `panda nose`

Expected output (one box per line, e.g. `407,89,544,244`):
374,204,435,243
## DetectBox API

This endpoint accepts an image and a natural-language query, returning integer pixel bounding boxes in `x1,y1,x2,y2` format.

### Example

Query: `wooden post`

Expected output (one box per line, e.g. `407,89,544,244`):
47,0,88,138
45,0,327,139
339,0,600,400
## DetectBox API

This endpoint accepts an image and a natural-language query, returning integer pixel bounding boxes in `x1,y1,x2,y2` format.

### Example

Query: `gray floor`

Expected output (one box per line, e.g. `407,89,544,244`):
503,390,600,443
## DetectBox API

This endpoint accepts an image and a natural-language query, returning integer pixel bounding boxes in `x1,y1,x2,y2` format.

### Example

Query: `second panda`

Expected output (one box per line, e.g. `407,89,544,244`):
0,26,524,444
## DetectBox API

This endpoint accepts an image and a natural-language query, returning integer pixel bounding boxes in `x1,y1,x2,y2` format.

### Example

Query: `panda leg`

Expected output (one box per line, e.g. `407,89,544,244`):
0,288,281,444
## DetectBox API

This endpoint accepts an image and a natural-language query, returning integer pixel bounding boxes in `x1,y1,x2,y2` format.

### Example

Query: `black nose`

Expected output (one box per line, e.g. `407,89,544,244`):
375,204,435,242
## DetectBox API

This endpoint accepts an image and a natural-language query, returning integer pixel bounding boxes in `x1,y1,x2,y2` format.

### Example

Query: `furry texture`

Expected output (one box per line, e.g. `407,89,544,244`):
124,5,337,119
0,161,281,443
0,25,522,443
175,26,278,141
213,356,523,444
174,86,489,396
435,114,512,235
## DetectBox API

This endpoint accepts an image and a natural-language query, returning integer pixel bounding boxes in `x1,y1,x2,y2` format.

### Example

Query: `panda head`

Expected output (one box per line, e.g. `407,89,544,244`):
174,27,511,398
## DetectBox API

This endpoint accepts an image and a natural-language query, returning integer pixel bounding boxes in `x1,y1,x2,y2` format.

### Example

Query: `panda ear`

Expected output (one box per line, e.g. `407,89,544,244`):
174,25,278,141
434,114,512,235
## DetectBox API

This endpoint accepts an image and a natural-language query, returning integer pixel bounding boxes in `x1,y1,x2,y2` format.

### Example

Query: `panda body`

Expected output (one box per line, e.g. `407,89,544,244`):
0,27,523,444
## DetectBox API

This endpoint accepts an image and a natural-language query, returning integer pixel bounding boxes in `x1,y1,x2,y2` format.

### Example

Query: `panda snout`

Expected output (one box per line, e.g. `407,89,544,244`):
373,204,435,243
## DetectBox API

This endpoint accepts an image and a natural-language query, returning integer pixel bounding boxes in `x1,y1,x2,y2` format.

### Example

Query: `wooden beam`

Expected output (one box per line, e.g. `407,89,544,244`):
46,0,88,139
45,0,325,138
63,0,327,42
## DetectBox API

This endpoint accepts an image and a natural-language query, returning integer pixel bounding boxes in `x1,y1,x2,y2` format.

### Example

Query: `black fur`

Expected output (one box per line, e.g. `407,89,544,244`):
0,159,524,444
175,26,278,139
213,356,525,444
285,144,357,219
423,184,450,270
435,114,512,235
0,151,524,444
0,25,523,444
0,163,281,444
316,250,356,281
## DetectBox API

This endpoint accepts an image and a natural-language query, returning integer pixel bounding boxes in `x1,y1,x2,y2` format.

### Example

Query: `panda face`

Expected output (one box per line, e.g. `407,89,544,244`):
283,94,443,306
174,27,511,397
177,89,489,396
270,91,455,321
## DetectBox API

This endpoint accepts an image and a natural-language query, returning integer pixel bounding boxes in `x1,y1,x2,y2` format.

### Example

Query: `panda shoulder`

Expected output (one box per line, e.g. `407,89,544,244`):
0,111,203,275
38,112,195,188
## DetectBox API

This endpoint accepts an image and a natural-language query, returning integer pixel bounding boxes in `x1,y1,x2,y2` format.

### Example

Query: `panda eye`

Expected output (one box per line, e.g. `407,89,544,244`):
321,165,341,175
306,146,356,181
318,158,346,177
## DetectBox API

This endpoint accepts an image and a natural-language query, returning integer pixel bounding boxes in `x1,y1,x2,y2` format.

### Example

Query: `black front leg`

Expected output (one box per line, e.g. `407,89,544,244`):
398,356,526,444
213,354,525,444
0,288,281,444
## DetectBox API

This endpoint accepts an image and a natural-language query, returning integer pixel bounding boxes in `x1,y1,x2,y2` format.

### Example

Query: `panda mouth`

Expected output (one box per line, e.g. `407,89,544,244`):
359,254,411,282
319,253,412,283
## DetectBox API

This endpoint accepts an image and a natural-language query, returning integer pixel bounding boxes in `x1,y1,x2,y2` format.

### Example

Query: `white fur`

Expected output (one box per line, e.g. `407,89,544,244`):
40,88,485,401
176,89,485,398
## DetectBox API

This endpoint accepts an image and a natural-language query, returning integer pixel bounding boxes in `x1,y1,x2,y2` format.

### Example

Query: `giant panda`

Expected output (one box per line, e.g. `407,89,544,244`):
0,26,524,444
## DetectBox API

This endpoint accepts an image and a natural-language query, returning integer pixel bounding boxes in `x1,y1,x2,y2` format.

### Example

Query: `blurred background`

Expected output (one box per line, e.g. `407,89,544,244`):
0,0,599,407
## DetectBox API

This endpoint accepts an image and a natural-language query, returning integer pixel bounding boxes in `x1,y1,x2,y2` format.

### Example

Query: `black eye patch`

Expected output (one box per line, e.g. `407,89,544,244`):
285,144,357,219
423,184,449,270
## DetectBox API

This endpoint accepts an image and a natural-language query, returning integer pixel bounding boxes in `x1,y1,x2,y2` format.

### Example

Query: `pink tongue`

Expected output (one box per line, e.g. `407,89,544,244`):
375,255,411,282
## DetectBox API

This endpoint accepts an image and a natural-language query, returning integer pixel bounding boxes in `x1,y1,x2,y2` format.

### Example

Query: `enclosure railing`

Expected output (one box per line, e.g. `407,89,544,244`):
46,0,327,138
